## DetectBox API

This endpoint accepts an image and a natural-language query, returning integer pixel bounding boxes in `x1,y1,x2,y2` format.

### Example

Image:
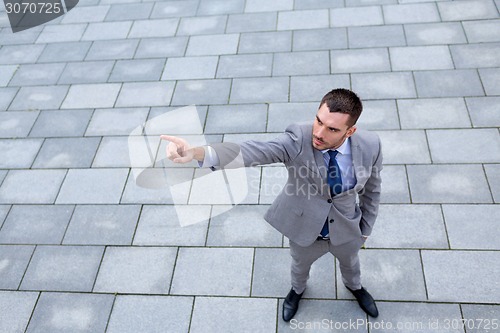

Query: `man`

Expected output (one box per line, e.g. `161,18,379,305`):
161,89,382,320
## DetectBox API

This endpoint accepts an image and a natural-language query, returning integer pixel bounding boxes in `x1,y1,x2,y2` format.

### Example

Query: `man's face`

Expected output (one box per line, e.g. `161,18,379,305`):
312,103,357,150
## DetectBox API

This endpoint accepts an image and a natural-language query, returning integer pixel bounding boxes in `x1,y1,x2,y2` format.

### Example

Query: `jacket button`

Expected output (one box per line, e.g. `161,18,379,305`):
329,219,334,223
327,199,332,203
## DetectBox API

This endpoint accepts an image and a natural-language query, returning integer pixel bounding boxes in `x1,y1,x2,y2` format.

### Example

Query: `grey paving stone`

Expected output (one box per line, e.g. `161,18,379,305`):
0,205,73,245
0,169,66,204
405,22,467,46
463,20,500,43
9,85,69,111
252,247,337,299
277,299,367,333
146,105,209,135
331,48,390,73
162,56,217,80
60,4,110,23
295,0,343,9
62,83,121,109
94,246,177,294
390,46,454,71
357,100,400,130
485,164,500,203
352,72,416,100
191,297,276,333
330,6,383,27
197,0,245,15
29,109,93,138
0,245,35,289
21,245,104,292
231,77,288,104
205,104,267,134
86,108,149,136
238,31,292,54
171,247,254,296
38,41,92,63
369,205,448,249
172,79,231,105
56,168,128,204
0,27,41,45
273,51,329,76
0,87,18,111
0,204,9,227
398,98,471,129
0,291,39,333
437,0,499,21
150,0,198,18
461,304,500,333
63,205,139,245
293,28,347,51
93,135,159,168
414,70,484,98
133,205,209,246
217,53,272,78
33,137,100,168
110,58,165,82
407,164,492,203
245,0,293,12
186,33,239,56
85,39,139,61
443,205,500,250
369,302,464,333
278,9,329,30
0,111,39,138
226,12,277,33
0,65,17,87
116,81,175,107
207,205,282,247
36,24,86,43
466,97,500,128
347,0,396,6
107,295,193,333
0,44,44,64
383,3,440,24
267,102,318,132
427,129,500,163
177,15,226,36
121,168,192,204
134,37,188,58
128,18,179,38
8,63,65,86
337,250,427,301
26,292,114,333
422,250,500,303
82,21,132,41
58,61,114,84
480,68,500,96
105,3,153,21
451,43,500,69
348,25,406,48
290,75,350,102
379,165,411,203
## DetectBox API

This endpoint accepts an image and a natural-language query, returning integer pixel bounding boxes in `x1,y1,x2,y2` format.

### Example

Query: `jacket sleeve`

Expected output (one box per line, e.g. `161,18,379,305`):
208,123,304,168
359,136,383,236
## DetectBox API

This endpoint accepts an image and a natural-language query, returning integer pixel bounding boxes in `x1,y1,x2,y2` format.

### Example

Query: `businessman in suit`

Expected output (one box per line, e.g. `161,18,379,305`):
161,88,382,320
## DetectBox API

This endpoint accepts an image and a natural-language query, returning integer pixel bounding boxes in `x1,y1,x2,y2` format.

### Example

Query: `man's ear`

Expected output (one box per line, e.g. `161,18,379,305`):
346,125,357,137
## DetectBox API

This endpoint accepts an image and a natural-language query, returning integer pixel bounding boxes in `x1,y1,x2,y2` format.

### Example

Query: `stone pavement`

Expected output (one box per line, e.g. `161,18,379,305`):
0,0,499,332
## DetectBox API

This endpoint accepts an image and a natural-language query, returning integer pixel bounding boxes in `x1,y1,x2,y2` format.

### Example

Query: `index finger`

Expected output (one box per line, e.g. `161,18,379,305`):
160,135,183,144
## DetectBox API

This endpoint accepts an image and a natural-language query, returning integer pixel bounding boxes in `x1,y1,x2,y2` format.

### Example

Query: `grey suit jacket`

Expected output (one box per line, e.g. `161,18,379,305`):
209,122,382,247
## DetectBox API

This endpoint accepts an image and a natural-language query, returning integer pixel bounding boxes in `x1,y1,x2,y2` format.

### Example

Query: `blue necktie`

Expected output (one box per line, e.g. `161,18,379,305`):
320,150,342,238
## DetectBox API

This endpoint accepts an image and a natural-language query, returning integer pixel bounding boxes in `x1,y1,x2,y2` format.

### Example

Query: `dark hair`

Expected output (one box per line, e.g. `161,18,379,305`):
319,89,363,127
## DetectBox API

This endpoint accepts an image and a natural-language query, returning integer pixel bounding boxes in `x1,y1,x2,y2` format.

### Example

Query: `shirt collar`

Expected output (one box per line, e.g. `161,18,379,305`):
321,137,351,156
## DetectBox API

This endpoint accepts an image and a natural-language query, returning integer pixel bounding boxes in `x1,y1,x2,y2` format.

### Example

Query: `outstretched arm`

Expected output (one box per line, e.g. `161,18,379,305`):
160,135,206,163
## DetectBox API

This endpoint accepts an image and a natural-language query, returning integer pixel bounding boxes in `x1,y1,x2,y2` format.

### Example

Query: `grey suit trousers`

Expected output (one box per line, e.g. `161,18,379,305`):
290,236,365,294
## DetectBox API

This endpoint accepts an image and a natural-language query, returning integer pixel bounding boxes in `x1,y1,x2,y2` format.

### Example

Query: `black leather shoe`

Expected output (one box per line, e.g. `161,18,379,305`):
346,286,379,318
282,288,303,322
